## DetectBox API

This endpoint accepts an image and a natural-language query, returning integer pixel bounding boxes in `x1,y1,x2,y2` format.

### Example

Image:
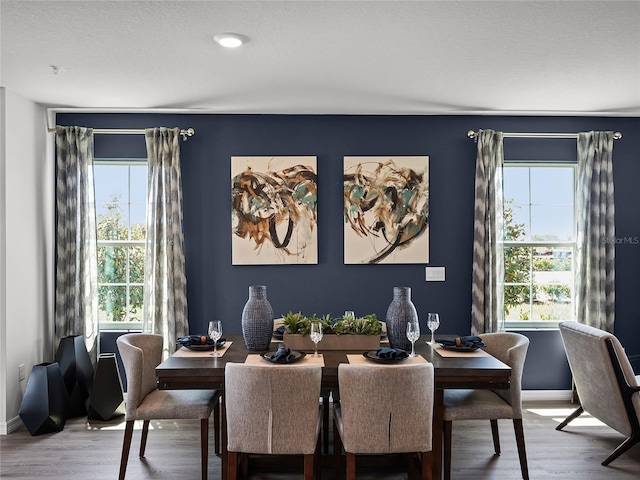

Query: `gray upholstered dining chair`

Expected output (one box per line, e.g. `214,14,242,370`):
557,321,640,465
333,363,434,480
225,363,323,480
116,333,219,480
443,332,530,480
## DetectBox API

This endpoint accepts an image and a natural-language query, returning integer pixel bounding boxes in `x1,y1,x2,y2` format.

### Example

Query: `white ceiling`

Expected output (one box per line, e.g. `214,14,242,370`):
1,0,639,115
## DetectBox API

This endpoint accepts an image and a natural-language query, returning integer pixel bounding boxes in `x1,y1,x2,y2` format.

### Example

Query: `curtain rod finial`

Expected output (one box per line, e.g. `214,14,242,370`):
467,130,477,139
180,128,195,141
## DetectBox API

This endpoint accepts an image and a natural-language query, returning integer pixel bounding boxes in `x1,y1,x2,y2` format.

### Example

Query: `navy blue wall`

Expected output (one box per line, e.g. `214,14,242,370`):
59,113,640,390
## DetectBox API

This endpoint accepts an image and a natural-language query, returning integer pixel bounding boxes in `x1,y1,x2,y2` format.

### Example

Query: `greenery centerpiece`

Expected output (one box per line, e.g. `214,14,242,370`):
281,311,383,351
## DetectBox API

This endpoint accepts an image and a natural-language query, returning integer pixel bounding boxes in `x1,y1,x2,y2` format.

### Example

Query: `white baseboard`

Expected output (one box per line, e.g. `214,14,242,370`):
1,415,24,435
522,390,574,402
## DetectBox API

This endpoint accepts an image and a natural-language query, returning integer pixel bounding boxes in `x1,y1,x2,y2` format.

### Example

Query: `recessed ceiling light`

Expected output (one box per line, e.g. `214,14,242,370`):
214,33,246,48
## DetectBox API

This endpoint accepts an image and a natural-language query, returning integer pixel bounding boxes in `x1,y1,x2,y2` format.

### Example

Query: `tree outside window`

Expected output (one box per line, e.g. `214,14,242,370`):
94,161,147,325
503,165,575,326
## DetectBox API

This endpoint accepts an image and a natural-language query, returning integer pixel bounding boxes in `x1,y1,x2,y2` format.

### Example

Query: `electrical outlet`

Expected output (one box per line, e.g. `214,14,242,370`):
18,364,26,382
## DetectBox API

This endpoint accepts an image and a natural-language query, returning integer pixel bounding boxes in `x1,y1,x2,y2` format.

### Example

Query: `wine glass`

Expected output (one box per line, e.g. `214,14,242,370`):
208,320,223,357
406,319,420,357
427,313,440,345
310,321,323,357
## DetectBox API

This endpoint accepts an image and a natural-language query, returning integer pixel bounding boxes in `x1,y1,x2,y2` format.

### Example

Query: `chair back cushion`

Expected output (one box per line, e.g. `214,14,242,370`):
559,321,639,436
225,363,322,455
116,333,163,419
479,332,529,417
337,363,434,454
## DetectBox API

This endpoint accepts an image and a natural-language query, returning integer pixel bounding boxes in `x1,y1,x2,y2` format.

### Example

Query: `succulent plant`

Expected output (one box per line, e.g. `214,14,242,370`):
282,311,382,336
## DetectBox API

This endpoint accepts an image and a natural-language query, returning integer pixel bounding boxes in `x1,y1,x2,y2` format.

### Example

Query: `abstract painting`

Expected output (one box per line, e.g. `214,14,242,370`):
232,156,318,265
344,156,429,264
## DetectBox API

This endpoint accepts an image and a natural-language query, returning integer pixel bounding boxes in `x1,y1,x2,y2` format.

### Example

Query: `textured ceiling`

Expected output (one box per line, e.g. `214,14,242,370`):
1,0,639,115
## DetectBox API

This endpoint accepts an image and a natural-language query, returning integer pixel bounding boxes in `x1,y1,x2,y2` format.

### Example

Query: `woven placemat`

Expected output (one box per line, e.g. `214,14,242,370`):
431,344,490,358
346,354,428,365
172,342,233,358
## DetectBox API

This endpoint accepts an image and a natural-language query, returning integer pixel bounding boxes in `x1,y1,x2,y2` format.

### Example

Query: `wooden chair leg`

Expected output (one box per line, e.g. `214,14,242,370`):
421,451,433,480
304,453,315,480
214,398,221,455
119,420,134,480
139,420,150,457
201,418,209,480
227,451,238,480
490,419,501,454
443,420,452,480
602,434,640,466
555,405,584,431
345,452,356,480
513,418,529,480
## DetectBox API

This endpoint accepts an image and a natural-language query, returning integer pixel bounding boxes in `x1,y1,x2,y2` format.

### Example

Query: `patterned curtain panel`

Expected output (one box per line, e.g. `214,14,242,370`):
471,129,505,335
55,126,99,363
143,127,188,357
575,131,615,332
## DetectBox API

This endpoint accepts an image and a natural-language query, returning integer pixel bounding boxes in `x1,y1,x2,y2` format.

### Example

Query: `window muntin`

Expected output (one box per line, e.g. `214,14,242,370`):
94,159,147,328
503,164,576,328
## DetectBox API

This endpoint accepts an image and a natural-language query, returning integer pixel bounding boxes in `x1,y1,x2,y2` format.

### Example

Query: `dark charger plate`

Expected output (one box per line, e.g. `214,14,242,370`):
260,350,306,364
362,350,409,364
439,344,480,352
183,338,226,351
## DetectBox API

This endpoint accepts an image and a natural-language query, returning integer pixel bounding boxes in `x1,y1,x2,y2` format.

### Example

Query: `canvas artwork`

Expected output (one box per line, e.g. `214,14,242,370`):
231,156,318,265
343,156,429,264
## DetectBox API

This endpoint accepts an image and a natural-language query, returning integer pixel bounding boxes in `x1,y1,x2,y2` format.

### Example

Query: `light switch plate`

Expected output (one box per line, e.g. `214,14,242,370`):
425,266,445,282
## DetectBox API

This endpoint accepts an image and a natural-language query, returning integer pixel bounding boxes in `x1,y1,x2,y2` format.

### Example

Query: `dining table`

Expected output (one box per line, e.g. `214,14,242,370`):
156,333,511,480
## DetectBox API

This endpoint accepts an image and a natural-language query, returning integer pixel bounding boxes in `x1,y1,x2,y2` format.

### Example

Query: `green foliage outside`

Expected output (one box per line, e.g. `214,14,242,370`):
503,200,573,321
539,284,571,303
503,202,531,315
97,197,146,322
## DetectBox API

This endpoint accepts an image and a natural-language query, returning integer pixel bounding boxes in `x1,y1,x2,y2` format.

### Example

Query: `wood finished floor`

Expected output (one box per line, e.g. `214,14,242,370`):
1,401,639,479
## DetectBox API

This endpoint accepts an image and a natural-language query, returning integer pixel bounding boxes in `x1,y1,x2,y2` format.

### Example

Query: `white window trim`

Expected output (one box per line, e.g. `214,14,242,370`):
95,157,146,331
502,162,577,330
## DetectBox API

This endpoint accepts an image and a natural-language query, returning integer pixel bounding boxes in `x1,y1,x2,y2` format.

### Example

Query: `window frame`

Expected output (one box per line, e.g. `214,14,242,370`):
94,157,147,331
502,161,577,330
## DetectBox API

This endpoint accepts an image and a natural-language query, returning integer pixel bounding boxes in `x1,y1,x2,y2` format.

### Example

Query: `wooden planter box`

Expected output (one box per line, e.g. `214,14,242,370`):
283,333,381,351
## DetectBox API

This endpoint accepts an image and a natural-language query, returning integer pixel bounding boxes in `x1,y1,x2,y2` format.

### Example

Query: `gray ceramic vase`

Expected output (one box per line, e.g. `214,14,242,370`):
385,286,418,351
241,285,274,350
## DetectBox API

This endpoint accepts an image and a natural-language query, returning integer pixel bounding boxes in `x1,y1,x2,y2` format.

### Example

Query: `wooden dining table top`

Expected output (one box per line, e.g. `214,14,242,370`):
156,333,511,391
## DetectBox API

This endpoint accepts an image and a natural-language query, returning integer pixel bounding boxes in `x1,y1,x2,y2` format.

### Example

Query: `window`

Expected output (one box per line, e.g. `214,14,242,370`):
502,164,576,328
93,159,147,329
